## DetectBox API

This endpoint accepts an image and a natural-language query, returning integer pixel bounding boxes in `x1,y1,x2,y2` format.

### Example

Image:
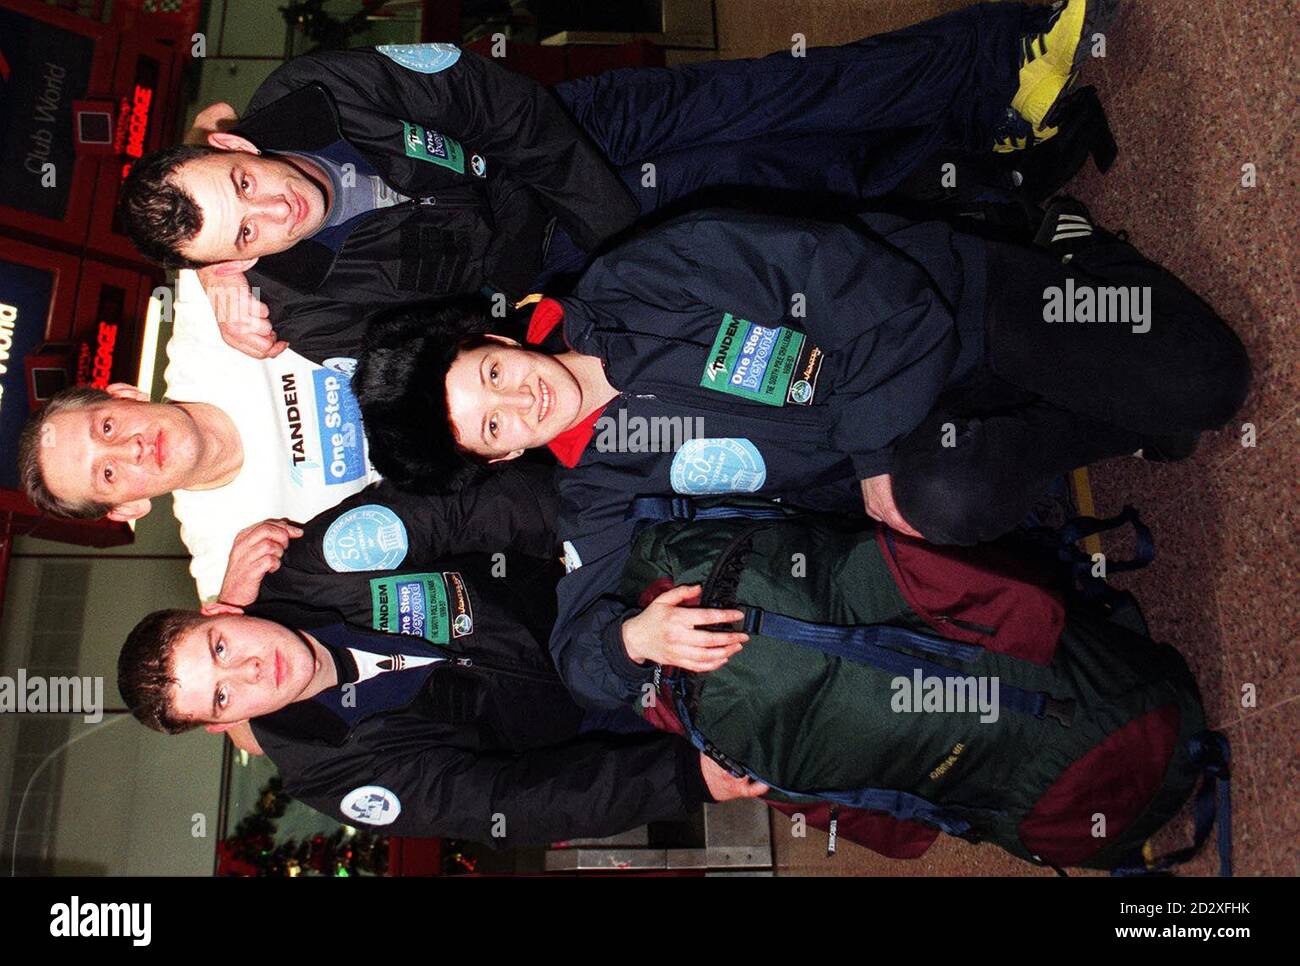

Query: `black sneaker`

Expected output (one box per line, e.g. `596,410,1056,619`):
1033,195,1098,260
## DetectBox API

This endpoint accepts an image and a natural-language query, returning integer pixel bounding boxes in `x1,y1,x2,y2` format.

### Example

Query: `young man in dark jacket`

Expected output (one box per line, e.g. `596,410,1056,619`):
116,0,1116,363
117,465,765,845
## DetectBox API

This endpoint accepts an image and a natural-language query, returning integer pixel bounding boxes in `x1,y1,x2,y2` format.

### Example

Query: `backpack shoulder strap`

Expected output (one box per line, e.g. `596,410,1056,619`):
1112,731,1232,877
743,607,1077,728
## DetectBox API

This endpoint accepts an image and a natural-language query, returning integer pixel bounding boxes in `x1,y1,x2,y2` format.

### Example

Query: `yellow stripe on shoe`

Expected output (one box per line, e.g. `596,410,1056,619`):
1012,0,1091,126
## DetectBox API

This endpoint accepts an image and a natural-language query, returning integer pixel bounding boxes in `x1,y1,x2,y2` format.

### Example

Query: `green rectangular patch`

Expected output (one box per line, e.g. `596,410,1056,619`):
401,121,466,174
369,572,451,643
699,313,808,407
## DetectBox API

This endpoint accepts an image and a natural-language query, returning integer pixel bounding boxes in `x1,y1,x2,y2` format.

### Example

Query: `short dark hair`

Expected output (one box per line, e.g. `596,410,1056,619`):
118,609,208,735
117,144,220,269
354,302,500,494
17,386,116,520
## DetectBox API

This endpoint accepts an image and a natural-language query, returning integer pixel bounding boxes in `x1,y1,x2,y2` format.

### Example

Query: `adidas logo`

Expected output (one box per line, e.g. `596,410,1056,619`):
1051,212,1094,243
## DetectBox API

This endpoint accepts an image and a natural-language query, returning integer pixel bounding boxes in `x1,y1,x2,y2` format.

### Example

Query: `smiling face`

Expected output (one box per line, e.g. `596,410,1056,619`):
444,340,585,459
173,149,329,264
38,397,207,512
169,615,320,726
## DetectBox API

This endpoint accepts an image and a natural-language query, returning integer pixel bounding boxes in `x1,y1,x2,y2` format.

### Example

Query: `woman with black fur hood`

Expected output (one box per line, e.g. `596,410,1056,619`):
352,205,1247,561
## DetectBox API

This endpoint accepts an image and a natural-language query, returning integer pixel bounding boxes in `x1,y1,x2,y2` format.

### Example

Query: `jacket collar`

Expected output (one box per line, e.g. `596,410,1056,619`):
234,83,346,152
245,613,446,747
253,697,349,747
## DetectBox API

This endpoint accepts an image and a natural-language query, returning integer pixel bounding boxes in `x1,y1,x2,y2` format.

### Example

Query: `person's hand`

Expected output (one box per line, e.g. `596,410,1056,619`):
621,583,748,671
699,753,768,801
860,473,922,537
217,519,303,606
197,267,286,359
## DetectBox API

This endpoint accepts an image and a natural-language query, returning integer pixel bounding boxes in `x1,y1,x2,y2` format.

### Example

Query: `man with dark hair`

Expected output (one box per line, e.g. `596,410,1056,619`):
116,0,1115,363
118,467,764,844
118,609,208,734
115,145,214,270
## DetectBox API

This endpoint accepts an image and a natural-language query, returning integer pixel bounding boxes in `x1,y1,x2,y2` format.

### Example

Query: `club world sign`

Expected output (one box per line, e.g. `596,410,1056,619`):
0,260,56,490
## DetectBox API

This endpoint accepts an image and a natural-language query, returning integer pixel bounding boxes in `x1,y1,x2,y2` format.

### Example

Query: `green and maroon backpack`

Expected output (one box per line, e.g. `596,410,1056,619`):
621,500,1231,875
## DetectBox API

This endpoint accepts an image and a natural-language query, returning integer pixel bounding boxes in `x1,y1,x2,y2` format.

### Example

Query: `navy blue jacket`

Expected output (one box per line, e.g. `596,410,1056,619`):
547,208,988,707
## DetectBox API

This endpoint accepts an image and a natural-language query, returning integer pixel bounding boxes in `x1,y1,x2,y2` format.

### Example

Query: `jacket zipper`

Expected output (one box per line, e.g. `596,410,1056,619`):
626,382,827,431
408,195,482,210
449,656,566,687
313,196,486,281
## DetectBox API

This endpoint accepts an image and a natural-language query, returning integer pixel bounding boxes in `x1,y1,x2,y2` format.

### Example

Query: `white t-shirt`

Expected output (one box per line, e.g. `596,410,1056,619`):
165,271,382,600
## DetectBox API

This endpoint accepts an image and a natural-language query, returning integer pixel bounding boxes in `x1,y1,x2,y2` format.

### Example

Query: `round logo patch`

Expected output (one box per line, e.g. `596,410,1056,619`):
323,505,409,572
470,154,487,178
375,43,461,74
789,379,812,404
340,785,401,826
454,613,473,636
670,438,767,495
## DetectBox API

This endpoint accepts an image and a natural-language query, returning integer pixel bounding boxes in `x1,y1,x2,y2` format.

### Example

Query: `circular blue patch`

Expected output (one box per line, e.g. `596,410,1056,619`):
376,43,461,74
670,438,767,495
323,505,409,572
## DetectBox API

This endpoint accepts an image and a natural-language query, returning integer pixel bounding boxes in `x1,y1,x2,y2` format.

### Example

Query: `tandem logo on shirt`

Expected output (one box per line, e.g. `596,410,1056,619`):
279,363,367,486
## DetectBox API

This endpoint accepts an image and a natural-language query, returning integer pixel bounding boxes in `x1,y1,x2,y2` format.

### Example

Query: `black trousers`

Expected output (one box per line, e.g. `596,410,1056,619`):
893,235,1251,545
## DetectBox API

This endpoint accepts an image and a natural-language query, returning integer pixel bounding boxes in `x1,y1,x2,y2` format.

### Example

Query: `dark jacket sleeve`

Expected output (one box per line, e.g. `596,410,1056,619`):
246,45,637,252
272,464,560,580
547,509,657,711
567,208,963,479
257,723,706,845
240,274,368,367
